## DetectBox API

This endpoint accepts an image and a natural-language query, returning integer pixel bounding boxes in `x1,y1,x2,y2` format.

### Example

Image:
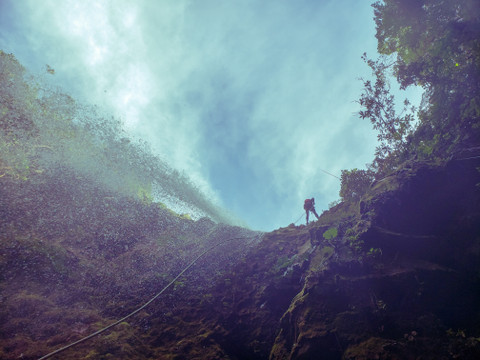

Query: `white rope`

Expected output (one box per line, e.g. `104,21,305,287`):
38,235,252,360
294,212,305,224
319,168,341,180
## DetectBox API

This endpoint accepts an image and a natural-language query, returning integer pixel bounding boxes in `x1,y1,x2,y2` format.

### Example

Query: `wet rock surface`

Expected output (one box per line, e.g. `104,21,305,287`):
1,158,480,359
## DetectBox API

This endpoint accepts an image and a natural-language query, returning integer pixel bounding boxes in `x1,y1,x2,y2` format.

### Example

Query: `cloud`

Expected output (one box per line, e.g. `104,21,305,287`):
1,0,393,230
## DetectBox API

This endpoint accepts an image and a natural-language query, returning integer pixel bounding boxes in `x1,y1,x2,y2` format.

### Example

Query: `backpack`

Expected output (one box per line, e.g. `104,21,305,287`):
304,198,313,210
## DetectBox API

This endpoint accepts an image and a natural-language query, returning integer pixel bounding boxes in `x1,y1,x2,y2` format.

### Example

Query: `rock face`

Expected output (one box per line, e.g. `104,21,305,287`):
1,158,479,359
155,158,480,360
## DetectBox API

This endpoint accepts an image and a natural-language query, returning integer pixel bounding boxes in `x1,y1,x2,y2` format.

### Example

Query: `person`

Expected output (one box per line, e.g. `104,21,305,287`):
304,198,319,225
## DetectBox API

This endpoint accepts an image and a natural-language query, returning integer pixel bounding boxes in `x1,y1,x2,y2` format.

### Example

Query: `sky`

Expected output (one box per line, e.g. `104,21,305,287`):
0,0,423,231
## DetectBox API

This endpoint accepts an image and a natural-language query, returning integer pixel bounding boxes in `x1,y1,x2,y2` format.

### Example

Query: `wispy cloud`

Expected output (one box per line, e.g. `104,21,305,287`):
1,0,400,230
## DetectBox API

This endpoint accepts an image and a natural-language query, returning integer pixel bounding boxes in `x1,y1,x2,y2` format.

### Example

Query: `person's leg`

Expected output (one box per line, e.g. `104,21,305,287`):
313,208,320,220
306,210,309,225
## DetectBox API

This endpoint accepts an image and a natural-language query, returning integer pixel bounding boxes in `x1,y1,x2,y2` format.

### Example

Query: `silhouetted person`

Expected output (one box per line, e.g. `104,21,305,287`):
304,198,319,225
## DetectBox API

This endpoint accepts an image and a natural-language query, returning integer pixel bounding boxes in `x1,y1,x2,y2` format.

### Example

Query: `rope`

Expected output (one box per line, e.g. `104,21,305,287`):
38,235,255,360
319,168,341,180
293,212,305,224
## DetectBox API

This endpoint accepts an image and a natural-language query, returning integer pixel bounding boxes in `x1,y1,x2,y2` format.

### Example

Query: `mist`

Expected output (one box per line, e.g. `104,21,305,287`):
0,0,423,230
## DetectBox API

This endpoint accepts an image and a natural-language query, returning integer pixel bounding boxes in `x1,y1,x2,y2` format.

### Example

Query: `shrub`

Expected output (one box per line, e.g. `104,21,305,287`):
340,168,375,202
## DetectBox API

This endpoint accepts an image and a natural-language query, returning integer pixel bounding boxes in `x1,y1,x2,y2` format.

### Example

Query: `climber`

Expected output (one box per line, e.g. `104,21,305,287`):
304,198,319,225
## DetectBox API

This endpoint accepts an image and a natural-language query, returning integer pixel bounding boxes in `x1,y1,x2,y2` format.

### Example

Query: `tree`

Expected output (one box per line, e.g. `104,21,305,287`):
358,53,416,174
0,50,38,136
340,168,375,202
372,0,480,156
0,51,234,224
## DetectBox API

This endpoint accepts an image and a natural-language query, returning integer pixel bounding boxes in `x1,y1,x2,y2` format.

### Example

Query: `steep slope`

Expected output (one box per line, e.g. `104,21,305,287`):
268,157,480,359
130,156,480,359
0,164,260,360
1,156,479,359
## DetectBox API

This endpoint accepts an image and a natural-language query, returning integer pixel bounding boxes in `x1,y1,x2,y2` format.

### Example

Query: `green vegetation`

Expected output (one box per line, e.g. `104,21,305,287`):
309,245,334,272
274,255,295,272
322,227,338,240
375,0,479,159
0,50,232,223
340,169,375,202
345,228,364,254
340,0,479,198
1,1,479,358
0,49,263,359
367,247,382,259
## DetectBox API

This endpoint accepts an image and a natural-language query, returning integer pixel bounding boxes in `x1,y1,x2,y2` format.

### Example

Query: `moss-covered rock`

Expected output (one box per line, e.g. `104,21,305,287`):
1,155,479,359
